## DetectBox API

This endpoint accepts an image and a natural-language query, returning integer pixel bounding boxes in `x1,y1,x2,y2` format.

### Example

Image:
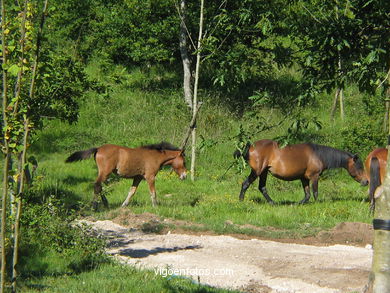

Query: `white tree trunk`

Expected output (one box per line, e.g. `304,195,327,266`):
179,0,193,109
190,0,204,181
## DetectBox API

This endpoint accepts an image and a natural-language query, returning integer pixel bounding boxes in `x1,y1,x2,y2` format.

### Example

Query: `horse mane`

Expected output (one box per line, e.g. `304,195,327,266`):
141,141,181,152
307,143,361,170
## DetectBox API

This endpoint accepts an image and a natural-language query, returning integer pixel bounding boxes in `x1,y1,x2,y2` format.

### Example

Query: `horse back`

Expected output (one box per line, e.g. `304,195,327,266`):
275,144,322,178
248,140,278,172
365,148,387,184
95,144,148,177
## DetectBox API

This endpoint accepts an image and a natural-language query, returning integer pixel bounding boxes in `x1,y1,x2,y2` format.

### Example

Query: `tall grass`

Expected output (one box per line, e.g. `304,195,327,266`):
30,63,377,239
17,61,382,291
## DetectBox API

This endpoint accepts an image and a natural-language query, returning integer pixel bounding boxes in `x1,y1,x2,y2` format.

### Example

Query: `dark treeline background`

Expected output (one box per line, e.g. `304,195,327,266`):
44,0,388,109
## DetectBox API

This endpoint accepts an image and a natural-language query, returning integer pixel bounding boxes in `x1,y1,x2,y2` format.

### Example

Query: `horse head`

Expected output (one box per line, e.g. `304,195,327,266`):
347,154,368,186
171,151,187,180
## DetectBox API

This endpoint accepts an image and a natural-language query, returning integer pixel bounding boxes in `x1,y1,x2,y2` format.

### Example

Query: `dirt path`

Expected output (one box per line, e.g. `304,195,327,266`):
82,217,373,293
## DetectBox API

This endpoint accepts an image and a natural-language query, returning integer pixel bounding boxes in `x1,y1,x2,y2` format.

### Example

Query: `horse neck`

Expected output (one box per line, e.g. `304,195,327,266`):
312,144,350,170
160,150,180,166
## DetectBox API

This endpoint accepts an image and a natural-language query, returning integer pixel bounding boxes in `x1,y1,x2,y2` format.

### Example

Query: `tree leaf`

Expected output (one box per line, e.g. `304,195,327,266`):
7,64,20,76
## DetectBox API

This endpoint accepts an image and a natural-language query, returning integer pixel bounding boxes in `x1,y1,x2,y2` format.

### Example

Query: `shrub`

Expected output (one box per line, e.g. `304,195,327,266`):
19,193,108,277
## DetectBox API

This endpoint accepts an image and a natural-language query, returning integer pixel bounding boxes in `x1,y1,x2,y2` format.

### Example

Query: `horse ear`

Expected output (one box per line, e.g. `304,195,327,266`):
353,154,359,162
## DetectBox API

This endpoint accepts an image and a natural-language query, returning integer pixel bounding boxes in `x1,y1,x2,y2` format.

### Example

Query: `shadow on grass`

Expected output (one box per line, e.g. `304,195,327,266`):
27,186,83,211
316,196,367,204
63,175,92,185
118,245,202,258
250,194,367,206
251,197,299,206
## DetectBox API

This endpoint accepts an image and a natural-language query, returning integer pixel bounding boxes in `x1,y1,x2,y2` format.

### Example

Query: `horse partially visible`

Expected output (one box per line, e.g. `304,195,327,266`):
235,139,368,204
365,147,387,211
66,142,186,209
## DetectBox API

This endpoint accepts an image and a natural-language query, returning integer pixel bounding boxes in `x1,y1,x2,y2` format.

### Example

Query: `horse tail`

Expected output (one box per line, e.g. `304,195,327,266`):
369,156,381,205
233,142,251,161
65,148,98,163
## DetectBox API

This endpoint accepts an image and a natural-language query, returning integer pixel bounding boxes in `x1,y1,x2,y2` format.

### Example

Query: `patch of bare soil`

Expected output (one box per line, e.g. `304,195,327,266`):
107,209,373,247
82,210,373,293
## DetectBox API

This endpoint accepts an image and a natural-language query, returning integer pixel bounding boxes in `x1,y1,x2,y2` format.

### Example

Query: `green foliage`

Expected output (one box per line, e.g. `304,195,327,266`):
32,52,93,124
339,116,385,156
276,116,323,147
289,0,389,95
48,0,180,66
20,192,108,276
201,0,293,103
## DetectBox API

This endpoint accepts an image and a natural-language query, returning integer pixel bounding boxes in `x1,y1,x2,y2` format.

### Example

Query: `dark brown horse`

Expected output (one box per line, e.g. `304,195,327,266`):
235,139,368,204
365,147,387,211
66,142,186,209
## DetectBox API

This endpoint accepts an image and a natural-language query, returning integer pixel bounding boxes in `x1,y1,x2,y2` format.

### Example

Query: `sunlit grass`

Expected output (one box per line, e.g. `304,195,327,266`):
21,263,237,293
20,65,378,292
36,149,371,239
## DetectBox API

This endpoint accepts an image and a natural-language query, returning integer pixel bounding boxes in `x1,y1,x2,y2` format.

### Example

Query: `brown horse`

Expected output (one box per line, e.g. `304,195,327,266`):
235,139,368,204
65,142,187,209
365,147,387,211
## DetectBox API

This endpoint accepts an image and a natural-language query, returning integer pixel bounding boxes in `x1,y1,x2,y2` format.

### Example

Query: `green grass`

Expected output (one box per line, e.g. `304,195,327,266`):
32,82,373,238
22,63,378,291
21,263,237,293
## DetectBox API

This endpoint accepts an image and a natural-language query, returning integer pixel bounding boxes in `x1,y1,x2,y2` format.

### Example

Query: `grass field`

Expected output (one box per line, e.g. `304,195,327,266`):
20,64,379,292
21,263,239,293
31,68,373,237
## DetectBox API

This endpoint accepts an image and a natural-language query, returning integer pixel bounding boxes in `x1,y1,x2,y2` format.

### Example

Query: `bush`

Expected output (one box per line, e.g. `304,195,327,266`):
339,116,386,157
20,193,108,277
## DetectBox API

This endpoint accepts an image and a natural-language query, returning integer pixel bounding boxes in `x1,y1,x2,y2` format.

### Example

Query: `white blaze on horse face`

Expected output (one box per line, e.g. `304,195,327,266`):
180,171,187,180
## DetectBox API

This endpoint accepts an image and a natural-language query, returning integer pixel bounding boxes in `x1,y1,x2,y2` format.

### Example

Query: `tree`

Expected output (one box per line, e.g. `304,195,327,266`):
369,98,390,291
289,0,389,121
178,0,193,109
1,1,91,290
189,0,204,181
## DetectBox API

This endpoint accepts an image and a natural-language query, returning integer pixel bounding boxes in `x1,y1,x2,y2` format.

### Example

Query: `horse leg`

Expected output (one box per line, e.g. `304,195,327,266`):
101,193,109,208
145,175,158,207
121,176,143,207
239,170,257,201
299,178,311,204
93,181,102,210
258,170,275,205
93,172,109,210
311,175,319,200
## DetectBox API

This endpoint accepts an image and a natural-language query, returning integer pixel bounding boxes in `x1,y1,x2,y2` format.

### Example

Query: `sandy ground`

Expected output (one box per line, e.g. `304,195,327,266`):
82,215,373,293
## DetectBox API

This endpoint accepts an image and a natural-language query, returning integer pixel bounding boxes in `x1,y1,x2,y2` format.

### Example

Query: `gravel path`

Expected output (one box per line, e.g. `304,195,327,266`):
83,219,372,293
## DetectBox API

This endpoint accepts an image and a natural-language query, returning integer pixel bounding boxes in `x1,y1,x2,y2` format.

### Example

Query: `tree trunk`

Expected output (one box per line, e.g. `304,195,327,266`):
331,88,340,119
1,0,10,291
11,121,28,293
369,156,390,292
179,0,193,109
190,0,204,181
331,53,345,121
11,2,47,291
384,99,389,133
368,61,390,293
339,87,344,120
